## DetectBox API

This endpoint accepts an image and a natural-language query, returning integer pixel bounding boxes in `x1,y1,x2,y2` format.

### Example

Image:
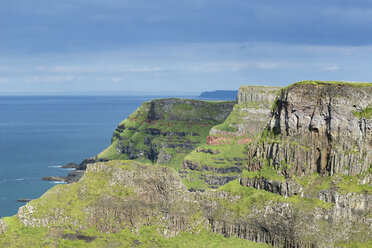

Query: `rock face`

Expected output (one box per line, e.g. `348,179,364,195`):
237,86,281,105
99,98,234,165
0,219,7,234
211,86,281,136
184,86,281,189
247,82,372,177
240,177,302,197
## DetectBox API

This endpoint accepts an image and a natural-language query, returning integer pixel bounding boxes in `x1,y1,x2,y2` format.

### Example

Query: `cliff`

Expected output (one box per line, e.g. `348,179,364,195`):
247,81,372,177
182,86,281,189
1,81,371,247
98,98,234,168
199,90,238,100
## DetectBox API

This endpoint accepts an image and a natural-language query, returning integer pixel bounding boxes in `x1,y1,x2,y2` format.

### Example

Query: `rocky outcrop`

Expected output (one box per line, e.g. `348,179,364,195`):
240,177,302,197
0,219,7,234
211,85,281,136
247,81,372,177
147,98,235,122
237,86,281,105
317,189,372,221
102,98,234,165
42,176,66,182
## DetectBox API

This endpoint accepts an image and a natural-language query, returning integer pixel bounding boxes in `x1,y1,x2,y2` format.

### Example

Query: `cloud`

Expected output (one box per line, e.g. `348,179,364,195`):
0,42,371,94
322,65,340,71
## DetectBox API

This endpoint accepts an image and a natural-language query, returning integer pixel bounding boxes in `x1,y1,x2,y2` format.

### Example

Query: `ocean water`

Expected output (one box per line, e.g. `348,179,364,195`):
0,96,173,218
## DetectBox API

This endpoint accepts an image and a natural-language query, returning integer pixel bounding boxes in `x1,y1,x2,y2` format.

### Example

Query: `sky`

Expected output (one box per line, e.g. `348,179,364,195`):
1,0,372,95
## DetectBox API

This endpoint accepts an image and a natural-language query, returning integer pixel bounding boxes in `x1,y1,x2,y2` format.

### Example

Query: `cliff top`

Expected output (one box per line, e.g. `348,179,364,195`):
286,80,372,89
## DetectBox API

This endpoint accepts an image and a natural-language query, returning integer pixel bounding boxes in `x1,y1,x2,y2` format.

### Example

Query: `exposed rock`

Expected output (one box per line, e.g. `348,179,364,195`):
65,170,85,183
211,86,281,136
42,176,66,182
196,148,220,154
17,199,32,202
240,177,302,197
104,98,235,164
78,157,109,170
248,82,372,177
147,98,235,122
237,86,281,105
61,163,79,169
0,219,7,234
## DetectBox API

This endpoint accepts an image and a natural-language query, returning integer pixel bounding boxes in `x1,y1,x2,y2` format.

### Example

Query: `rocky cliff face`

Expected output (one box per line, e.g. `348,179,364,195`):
98,98,234,167
0,220,7,234
182,86,281,189
247,81,372,177
211,85,281,136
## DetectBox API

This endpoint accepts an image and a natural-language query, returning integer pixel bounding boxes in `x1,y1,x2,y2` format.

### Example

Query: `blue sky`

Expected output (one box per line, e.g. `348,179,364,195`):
1,0,372,95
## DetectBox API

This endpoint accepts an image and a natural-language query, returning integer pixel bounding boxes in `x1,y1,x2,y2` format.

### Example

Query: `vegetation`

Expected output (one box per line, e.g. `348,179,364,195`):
218,180,333,214
286,80,372,89
98,99,233,170
294,168,372,196
352,105,372,119
242,163,286,183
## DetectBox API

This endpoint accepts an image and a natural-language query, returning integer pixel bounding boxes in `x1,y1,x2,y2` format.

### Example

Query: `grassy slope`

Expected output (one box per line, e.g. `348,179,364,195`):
0,161,270,248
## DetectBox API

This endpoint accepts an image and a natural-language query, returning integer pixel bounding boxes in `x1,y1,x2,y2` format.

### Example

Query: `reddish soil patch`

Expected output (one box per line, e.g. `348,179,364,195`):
237,138,252,145
207,136,231,145
128,117,138,122
147,120,158,125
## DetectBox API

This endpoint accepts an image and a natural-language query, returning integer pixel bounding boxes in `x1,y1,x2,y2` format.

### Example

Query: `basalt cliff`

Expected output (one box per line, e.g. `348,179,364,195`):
0,81,371,248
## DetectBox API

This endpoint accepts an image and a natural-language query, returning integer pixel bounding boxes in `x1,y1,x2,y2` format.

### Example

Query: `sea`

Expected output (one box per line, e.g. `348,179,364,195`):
0,95,234,218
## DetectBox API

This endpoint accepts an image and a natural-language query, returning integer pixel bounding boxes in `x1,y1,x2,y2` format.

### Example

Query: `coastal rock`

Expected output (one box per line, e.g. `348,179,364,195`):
0,219,7,234
61,163,79,169
65,170,85,183
42,176,66,182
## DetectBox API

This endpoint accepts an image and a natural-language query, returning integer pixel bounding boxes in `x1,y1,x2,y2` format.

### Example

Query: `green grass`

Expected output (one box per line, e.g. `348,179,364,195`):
353,106,372,119
286,80,372,89
0,216,50,247
214,102,272,133
98,99,233,169
55,226,270,248
0,216,271,248
218,180,333,215
184,139,248,169
335,240,372,248
294,170,372,196
241,163,286,183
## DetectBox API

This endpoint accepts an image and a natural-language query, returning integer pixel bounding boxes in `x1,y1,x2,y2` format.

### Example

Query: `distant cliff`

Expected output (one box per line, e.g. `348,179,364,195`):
199,90,238,100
